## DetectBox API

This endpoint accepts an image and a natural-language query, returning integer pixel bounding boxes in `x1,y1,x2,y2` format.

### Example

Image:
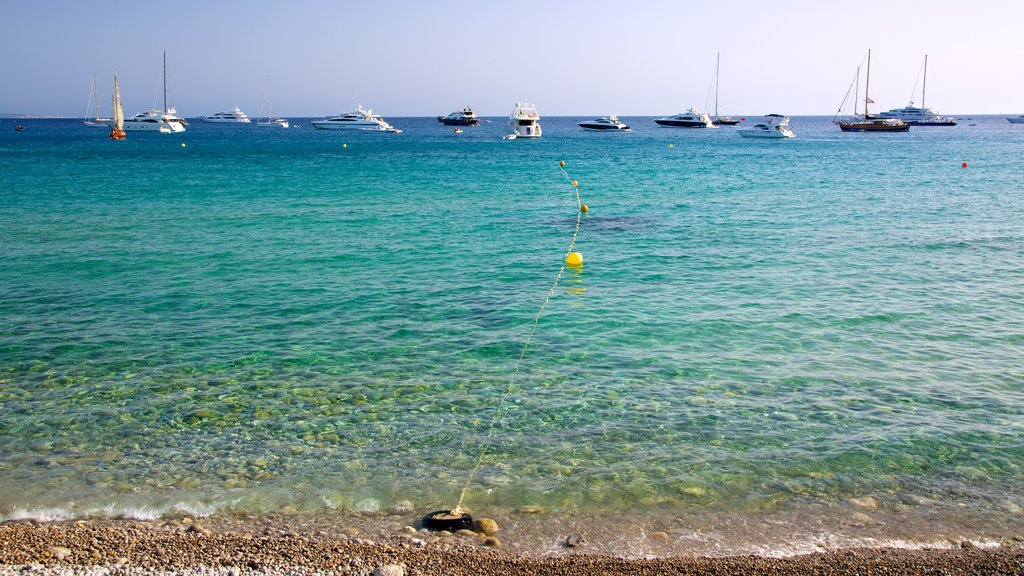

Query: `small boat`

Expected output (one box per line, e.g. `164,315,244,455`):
200,107,252,123
654,107,714,128
109,73,126,140
1007,116,1024,124
14,124,25,132
84,73,111,127
312,106,400,132
578,115,630,131
506,102,541,138
737,114,794,138
256,76,288,128
834,50,910,133
710,52,740,126
876,55,956,126
453,128,463,134
437,107,480,126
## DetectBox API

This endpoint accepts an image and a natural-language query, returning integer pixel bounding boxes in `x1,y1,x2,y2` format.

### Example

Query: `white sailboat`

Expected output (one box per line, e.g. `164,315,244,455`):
109,73,125,140
257,75,289,128
84,73,111,127
710,52,739,126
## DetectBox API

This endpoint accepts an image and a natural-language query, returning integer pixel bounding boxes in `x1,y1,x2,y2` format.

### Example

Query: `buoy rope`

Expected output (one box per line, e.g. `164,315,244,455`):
452,163,583,513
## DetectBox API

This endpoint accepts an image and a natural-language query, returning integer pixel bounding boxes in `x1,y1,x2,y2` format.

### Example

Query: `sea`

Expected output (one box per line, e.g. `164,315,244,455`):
1,115,1022,556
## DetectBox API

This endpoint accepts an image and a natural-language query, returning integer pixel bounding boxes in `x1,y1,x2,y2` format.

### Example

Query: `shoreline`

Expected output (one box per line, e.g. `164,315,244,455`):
2,519,1022,576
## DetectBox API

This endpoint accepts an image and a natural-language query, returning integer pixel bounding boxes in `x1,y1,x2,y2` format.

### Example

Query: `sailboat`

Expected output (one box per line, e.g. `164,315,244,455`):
876,55,956,126
710,52,739,126
835,50,909,132
256,75,289,128
109,73,126,140
84,73,111,127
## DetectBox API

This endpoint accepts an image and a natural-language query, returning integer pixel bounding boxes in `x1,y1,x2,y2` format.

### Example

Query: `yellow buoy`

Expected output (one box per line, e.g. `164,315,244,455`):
669,143,674,148
343,143,347,149
580,204,589,213
559,161,565,167
572,180,579,187
565,252,583,266
181,143,186,148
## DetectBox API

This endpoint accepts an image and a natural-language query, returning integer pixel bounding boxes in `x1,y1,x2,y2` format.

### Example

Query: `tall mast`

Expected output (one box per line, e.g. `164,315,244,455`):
853,66,859,119
864,49,872,119
714,51,720,116
922,54,928,111
162,51,168,114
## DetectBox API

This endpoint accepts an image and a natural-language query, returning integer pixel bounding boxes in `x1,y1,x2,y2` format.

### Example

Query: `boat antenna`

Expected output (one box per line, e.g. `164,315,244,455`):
714,51,720,117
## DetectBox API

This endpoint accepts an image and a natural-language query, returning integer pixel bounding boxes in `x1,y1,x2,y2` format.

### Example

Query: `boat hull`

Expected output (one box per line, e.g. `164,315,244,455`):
837,122,909,132
1007,117,1024,124
712,118,741,126
578,123,629,131
437,117,479,126
737,129,794,138
654,119,710,128
200,118,251,123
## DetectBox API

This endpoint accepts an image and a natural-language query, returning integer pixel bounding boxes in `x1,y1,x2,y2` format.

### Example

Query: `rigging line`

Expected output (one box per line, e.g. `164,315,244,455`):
452,163,584,513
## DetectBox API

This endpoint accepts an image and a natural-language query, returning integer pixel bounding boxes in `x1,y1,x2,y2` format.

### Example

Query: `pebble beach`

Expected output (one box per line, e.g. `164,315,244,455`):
2,519,1023,576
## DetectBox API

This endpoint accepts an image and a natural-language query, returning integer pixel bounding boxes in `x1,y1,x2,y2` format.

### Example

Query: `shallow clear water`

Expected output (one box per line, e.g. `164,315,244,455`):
1,116,1022,549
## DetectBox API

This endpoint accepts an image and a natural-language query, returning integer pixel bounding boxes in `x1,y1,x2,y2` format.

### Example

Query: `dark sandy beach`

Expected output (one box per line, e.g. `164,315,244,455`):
2,518,1022,576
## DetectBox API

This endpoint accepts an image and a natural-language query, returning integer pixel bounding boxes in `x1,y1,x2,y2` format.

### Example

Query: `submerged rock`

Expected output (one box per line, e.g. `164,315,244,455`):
473,517,499,536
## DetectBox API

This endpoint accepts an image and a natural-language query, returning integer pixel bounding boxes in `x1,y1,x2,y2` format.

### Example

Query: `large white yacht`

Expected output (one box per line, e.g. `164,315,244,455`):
110,109,185,133
311,106,400,132
200,107,252,123
654,107,714,128
504,102,541,139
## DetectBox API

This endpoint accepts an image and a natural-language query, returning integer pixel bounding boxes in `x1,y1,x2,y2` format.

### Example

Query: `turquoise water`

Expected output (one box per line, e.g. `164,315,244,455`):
1,117,1022,544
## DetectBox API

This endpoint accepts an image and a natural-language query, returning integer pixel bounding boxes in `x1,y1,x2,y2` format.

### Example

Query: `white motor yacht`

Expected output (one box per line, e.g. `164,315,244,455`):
578,115,630,131
200,107,252,123
311,106,400,132
737,114,795,138
109,109,185,133
505,102,541,139
654,107,714,128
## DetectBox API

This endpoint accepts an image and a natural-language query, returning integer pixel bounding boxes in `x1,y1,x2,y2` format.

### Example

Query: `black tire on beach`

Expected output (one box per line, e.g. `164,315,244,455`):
422,510,473,531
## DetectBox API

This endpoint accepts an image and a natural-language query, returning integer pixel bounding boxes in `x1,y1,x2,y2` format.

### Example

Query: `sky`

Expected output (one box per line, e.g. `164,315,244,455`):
2,0,1023,117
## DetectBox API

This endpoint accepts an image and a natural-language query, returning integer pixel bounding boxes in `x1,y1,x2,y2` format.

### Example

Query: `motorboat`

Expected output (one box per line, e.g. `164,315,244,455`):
437,107,480,126
578,115,630,131
876,105,955,126
311,106,400,132
834,50,910,133
112,109,186,133
1007,116,1024,124
876,55,956,126
654,107,713,128
737,114,795,138
200,107,252,123
506,102,541,139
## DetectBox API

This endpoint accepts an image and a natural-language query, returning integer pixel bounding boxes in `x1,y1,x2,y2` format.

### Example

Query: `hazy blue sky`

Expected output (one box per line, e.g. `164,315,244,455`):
3,0,1022,117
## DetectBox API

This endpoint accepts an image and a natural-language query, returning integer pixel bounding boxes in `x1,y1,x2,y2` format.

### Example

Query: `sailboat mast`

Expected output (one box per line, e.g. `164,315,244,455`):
922,54,928,112
853,67,859,119
864,49,872,119
162,51,168,114
714,51,720,117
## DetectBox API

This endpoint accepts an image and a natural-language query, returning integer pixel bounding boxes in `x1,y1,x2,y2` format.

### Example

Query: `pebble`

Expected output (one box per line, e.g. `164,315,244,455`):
565,534,586,548
455,529,478,538
482,536,501,547
650,532,669,541
473,518,499,536
46,547,71,561
849,496,880,509
373,564,404,576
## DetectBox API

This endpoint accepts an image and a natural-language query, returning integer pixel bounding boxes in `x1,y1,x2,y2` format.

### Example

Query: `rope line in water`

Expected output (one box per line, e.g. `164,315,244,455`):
452,162,584,513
